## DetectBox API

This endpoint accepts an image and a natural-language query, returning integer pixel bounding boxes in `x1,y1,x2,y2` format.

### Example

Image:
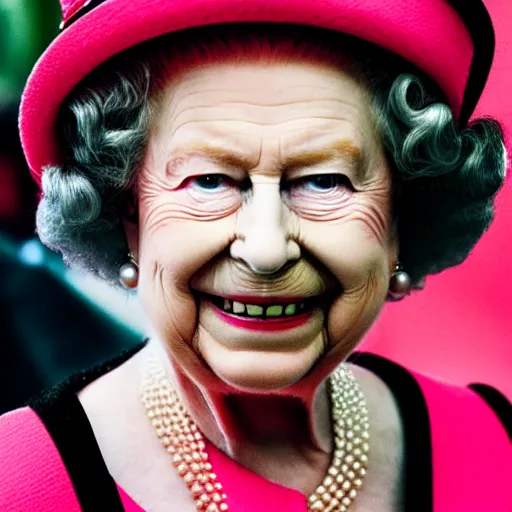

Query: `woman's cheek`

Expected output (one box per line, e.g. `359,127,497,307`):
184,184,243,218
288,186,353,221
299,214,391,295
142,187,242,227
138,190,240,282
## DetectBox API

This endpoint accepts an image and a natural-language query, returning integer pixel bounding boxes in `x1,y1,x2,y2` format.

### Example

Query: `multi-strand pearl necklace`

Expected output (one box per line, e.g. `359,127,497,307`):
142,351,370,512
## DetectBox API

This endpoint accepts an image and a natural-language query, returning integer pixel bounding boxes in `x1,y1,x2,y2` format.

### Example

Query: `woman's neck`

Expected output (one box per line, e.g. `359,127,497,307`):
147,338,335,491
165,356,332,463
171,365,334,493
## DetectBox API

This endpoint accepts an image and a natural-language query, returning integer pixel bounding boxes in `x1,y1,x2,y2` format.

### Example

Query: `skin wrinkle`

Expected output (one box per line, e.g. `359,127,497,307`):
158,72,364,130
157,66,367,139
168,112,363,136
193,257,331,299
138,163,241,229
349,183,391,244
350,202,390,244
143,191,241,224
325,264,387,357
287,183,390,244
287,188,353,220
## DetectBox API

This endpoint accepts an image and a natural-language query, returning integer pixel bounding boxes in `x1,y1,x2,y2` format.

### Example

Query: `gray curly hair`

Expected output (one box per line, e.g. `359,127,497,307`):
36,25,507,286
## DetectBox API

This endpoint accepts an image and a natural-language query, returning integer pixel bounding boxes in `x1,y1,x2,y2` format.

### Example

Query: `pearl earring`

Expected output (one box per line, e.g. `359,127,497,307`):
388,263,411,301
119,254,139,290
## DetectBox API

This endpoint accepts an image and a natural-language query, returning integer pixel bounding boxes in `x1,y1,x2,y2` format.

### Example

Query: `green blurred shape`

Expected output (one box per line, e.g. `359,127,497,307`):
0,0,60,99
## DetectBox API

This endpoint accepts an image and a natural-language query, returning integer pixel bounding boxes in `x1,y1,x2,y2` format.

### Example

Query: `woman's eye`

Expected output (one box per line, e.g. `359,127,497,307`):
193,174,227,191
302,174,351,191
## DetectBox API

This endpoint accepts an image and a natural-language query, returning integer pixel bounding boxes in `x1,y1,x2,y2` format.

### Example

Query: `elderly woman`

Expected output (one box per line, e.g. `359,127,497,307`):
1,0,511,511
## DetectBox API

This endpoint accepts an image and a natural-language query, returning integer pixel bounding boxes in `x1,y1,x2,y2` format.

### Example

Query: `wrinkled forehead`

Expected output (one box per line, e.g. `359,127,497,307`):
146,59,383,179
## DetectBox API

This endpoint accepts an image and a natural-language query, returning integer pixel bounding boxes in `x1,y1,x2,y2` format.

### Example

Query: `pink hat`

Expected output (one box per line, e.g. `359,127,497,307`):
20,0,495,184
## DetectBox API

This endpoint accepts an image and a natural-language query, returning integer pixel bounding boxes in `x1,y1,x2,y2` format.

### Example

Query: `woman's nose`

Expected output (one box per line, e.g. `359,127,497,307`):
230,180,300,275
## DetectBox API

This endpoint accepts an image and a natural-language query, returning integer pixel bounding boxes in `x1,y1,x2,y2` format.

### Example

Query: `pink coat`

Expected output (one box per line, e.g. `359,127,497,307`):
0,351,510,511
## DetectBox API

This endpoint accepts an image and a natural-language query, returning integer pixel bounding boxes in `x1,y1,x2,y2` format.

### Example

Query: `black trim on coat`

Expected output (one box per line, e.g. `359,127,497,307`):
348,351,433,512
469,383,512,443
29,341,148,511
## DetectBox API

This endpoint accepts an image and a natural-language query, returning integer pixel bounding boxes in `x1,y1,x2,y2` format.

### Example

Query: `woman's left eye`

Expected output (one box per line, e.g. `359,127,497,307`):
193,174,228,190
301,174,351,191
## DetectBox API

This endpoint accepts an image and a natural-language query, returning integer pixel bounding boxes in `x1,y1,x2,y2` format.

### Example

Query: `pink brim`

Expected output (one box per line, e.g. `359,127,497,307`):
20,0,474,183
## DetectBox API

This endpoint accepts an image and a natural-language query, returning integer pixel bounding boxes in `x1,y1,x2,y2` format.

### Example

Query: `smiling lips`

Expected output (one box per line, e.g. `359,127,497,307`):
205,293,320,331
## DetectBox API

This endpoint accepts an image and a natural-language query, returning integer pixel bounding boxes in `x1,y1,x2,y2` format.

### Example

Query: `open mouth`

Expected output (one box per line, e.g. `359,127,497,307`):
204,293,320,319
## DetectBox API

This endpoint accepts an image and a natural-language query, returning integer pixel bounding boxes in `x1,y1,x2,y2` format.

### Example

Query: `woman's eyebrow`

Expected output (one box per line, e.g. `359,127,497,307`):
282,139,368,179
166,140,368,178
166,144,256,175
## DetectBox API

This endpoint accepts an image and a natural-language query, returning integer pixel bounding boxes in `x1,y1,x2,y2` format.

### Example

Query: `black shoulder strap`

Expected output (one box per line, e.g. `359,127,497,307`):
468,383,512,443
347,351,433,512
29,341,147,511
31,394,126,512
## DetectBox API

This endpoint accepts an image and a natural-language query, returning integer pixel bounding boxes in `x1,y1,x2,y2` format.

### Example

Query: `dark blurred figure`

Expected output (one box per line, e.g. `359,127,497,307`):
0,101,38,240
0,101,140,414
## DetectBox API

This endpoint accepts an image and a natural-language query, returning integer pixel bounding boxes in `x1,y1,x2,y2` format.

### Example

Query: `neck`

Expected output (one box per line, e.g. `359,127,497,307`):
150,343,333,468
179,372,333,459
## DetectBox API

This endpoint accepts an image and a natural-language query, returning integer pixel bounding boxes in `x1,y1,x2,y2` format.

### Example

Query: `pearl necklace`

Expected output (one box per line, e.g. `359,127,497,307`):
142,351,370,512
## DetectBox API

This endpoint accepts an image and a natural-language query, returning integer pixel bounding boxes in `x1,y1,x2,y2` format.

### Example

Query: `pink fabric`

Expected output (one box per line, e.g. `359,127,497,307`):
0,407,81,512
207,442,307,511
1,372,510,510
60,0,87,21
20,0,473,182
116,485,145,511
112,370,512,512
114,441,309,511
412,372,512,511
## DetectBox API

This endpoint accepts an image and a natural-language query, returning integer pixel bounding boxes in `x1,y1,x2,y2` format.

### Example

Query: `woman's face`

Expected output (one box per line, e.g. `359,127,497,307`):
131,58,397,392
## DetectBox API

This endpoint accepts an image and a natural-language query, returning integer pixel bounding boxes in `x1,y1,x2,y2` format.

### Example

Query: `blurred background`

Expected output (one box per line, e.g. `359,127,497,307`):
0,1,510,415
0,0,144,414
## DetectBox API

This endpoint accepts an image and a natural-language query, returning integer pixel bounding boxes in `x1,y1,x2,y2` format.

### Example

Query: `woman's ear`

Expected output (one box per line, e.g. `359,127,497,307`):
122,189,140,259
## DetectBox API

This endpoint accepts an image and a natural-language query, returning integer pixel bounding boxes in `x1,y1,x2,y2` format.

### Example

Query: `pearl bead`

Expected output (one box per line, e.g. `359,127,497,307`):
119,261,139,289
184,472,195,485
388,270,412,300
191,482,203,497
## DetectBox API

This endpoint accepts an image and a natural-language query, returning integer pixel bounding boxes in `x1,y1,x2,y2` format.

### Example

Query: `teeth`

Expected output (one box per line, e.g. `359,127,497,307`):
265,305,283,317
233,301,245,314
218,297,307,318
285,304,296,315
246,305,264,316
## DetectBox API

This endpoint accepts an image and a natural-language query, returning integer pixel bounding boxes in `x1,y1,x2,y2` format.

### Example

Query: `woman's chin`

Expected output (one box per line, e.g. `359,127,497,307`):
197,337,325,392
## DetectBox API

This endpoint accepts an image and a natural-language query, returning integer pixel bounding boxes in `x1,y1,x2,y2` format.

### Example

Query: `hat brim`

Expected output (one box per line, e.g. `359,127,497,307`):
20,0,474,182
